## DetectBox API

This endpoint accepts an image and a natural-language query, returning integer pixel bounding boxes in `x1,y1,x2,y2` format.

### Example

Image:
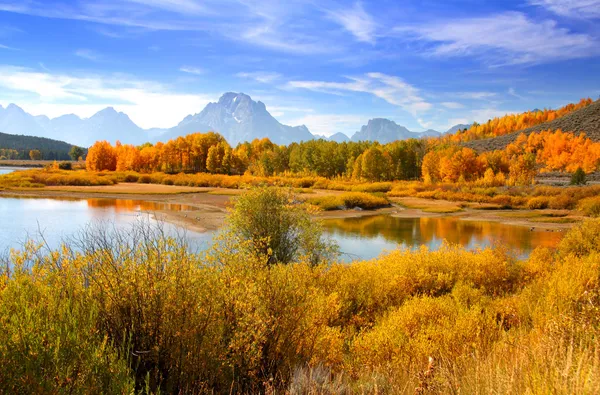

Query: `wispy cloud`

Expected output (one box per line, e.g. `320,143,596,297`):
75,49,102,61
236,71,282,84
454,92,497,100
508,87,525,99
529,0,600,19
440,101,465,109
0,65,215,128
397,12,599,65
328,2,376,44
179,66,204,75
288,72,431,115
0,0,338,55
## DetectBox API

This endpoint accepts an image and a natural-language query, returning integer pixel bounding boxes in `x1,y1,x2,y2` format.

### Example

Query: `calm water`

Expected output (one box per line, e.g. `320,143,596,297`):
322,214,562,260
0,197,562,260
0,197,213,253
0,167,32,175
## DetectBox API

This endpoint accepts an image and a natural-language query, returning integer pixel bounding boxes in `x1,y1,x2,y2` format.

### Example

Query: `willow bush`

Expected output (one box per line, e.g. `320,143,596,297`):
1,188,600,393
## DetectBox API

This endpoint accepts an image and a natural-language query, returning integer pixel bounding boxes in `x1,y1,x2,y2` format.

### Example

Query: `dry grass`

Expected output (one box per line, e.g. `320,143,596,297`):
530,217,580,224
393,196,464,213
44,183,207,194
307,192,389,211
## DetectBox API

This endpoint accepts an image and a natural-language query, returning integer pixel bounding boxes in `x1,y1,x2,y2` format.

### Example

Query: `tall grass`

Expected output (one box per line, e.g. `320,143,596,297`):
2,217,600,393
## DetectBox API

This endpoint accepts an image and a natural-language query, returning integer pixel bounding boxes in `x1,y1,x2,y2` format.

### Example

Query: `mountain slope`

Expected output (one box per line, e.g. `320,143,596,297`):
328,132,350,143
0,131,80,160
0,104,49,138
161,92,314,145
465,100,600,152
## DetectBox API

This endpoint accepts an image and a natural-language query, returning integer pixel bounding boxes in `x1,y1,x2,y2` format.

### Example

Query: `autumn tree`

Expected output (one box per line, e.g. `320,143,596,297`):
86,141,117,171
29,149,42,161
69,146,84,161
206,145,220,173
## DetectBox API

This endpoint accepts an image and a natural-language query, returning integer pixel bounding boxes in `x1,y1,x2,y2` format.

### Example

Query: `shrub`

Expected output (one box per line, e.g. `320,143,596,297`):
570,167,587,185
558,219,600,257
308,192,389,211
527,196,550,210
578,196,600,217
224,187,338,266
57,161,72,170
548,194,575,210
351,182,392,193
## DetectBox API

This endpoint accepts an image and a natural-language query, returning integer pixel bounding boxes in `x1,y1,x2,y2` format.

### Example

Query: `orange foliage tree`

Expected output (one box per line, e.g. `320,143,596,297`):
86,141,117,171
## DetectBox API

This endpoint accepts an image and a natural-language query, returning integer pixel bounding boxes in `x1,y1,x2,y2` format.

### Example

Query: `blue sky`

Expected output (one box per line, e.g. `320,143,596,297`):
0,0,599,137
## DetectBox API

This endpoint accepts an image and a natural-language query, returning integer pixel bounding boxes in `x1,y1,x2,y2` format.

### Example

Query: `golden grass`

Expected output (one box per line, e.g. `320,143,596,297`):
530,217,580,224
2,213,600,393
307,192,389,210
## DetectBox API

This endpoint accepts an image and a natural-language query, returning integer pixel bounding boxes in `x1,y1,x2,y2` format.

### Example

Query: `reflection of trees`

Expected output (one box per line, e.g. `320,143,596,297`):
86,199,198,212
322,215,562,252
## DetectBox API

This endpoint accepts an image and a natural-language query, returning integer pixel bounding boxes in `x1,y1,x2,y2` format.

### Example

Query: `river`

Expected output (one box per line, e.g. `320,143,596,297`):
0,196,562,260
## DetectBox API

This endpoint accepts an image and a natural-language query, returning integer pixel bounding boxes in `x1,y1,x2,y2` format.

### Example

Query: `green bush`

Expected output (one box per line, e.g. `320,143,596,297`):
570,167,587,185
58,161,72,170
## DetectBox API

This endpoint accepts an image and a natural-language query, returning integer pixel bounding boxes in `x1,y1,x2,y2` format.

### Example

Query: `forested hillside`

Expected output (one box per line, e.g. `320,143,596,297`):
464,99,600,152
0,132,82,160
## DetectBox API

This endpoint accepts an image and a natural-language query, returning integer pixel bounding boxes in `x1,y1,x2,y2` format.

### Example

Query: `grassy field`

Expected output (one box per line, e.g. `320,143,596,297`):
0,159,81,168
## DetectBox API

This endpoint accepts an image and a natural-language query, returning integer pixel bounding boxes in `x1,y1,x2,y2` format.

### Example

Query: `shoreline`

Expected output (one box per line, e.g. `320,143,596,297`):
0,184,584,233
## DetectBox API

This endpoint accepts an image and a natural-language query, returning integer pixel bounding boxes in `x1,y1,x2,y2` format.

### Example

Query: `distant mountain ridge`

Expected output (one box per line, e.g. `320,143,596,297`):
1,93,468,147
349,118,441,144
0,104,144,147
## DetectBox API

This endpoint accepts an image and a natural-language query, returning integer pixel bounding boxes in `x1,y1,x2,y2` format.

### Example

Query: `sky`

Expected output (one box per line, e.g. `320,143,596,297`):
0,0,599,137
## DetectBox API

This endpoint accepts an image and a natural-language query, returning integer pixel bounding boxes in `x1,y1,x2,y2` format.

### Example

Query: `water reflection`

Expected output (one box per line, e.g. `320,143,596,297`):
0,197,564,262
0,167,32,175
322,215,562,261
0,197,211,252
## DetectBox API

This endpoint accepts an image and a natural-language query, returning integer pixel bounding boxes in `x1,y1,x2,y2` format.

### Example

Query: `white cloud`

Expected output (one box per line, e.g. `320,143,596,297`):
455,92,497,100
267,105,314,118
288,72,431,115
0,65,215,128
284,113,364,137
328,2,376,44
236,71,282,84
508,87,525,99
75,49,101,61
441,101,464,109
398,12,599,65
0,0,336,55
529,0,600,19
179,66,204,75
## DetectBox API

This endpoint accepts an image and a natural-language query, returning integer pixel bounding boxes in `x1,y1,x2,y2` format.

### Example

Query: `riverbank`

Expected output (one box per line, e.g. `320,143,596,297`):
0,159,63,168
0,183,584,233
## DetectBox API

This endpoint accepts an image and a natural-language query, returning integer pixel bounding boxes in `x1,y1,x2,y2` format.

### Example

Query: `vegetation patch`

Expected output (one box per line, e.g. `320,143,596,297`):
307,192,389,211
578,196,600,217
530,217,579,224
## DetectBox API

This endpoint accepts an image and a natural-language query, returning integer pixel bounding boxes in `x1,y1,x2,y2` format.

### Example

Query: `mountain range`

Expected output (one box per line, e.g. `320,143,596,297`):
0,93,469,147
